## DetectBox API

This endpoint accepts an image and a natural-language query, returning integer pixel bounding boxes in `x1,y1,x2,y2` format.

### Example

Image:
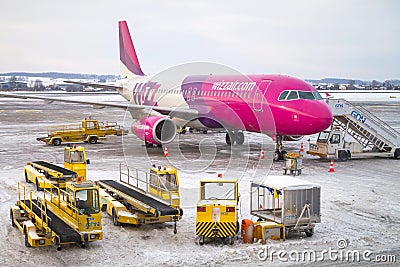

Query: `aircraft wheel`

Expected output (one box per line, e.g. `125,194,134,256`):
236,132,244,145
273,150,280,161
225,133,234,146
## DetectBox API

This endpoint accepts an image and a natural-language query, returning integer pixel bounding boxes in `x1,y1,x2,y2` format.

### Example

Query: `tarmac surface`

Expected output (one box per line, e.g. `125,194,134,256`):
0,94,399,266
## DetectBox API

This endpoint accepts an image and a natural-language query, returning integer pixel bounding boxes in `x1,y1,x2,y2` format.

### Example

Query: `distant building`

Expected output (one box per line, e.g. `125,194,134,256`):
0,81,28,90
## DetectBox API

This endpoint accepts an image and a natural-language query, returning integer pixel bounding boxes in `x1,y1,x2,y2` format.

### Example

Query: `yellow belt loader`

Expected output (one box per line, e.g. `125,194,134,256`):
99,164,182,234
196,177,239,245
10,181,102,250
24,145,89,190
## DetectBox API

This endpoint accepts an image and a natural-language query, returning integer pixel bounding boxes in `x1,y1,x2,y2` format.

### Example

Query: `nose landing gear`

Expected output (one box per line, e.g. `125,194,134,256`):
274,135,286,161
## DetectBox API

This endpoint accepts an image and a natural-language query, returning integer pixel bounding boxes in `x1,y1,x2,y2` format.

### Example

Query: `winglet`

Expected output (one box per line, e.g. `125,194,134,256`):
119,21,145,77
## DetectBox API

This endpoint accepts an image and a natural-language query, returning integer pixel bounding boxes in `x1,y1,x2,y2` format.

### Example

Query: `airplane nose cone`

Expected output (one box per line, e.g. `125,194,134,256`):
316,102,333,131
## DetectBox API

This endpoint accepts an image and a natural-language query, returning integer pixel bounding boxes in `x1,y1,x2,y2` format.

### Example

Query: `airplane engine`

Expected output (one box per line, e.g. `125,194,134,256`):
132,116,177,145
283,135,303,141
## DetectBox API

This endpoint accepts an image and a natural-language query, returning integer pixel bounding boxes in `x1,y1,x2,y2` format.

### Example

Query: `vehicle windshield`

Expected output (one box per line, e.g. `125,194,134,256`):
150,171,178,191
160,173,178,191
317,132,330,143
76,189,100,214
201,182,236,200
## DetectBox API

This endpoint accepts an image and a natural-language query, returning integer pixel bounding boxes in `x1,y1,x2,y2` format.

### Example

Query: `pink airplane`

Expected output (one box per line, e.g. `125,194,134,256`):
0,21,333,160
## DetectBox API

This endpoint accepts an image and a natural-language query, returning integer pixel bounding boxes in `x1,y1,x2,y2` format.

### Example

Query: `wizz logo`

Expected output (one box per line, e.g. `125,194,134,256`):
132,81,160,106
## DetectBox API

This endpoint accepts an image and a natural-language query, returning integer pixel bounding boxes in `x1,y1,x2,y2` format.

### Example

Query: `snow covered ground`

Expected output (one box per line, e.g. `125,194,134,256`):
0,94,399,266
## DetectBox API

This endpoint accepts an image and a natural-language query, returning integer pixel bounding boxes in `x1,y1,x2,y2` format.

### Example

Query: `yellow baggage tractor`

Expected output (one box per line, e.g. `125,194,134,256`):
36,118,127,146
196,176,239,245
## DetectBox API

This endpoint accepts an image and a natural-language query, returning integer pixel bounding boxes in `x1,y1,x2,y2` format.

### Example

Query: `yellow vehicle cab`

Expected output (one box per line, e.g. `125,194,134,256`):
196,177,239,245
149,165,180,208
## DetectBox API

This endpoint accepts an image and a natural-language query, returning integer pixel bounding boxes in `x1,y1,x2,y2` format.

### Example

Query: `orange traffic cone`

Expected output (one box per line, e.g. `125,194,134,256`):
328,160,335,172
164,146,169,157
260,148,265,159
299,142,305,154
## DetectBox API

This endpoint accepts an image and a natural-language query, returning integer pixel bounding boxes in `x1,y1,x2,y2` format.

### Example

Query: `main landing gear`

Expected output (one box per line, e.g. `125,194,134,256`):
225,131,245,145
273,135,287,161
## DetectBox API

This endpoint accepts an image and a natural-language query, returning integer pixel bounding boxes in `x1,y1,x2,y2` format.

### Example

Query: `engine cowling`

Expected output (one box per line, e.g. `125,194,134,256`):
131,116,177,145
283,135,303,141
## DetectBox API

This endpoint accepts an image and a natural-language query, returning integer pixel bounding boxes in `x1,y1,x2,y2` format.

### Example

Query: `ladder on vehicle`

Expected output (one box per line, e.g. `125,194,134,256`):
326,99,400,152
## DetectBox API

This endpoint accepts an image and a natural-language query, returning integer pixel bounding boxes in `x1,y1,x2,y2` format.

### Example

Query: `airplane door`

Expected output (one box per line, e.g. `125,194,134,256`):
252,80,272,111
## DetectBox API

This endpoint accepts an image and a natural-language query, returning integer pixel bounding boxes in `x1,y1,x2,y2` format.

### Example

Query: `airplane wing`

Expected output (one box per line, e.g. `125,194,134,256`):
63,80,123,91
0,92,198,121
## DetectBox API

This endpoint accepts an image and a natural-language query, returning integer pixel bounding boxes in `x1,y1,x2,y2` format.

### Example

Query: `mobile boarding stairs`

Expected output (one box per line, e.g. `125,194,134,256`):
325,98,400,159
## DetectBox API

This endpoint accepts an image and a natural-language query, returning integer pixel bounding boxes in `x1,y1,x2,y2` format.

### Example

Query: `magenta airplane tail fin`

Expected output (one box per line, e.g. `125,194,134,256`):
119,21,145,77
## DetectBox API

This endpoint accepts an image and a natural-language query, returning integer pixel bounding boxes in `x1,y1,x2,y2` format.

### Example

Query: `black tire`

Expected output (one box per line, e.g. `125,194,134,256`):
281,150,287,160
273,150,280,161
10,209,16,227
224,236,234,245
112,209,120,226
305,228,314,237
281,227,289,240
394,148,400,160
88,136,98,144
338,150,349,161
225,133,233,146
203,130,208,134
25,171,30,183
52,138,61,146
236,132,245,145
199,236,205,246
24,228,31,247
36,178,43,191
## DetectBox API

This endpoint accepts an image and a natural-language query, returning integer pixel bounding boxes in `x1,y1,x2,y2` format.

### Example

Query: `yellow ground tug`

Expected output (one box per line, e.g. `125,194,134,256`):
24,145,89,190
10,180,102,250
99,164,183,233
36,118,127,146
196,176,239,245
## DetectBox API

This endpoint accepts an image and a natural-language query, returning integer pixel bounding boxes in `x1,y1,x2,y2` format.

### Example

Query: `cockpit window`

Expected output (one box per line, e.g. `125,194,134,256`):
298,91,315,100
279,90,323,101
278,91,289,100
313,91,323,100
286,91,299,100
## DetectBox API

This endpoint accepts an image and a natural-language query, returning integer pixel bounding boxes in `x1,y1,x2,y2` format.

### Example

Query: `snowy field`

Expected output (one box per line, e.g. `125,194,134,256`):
0,94,399,266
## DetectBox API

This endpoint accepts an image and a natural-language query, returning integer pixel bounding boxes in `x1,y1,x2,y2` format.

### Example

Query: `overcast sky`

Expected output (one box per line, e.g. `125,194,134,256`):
1,0,399,81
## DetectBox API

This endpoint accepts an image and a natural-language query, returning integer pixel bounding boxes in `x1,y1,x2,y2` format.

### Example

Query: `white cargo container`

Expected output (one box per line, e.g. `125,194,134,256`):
250,176,321,237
